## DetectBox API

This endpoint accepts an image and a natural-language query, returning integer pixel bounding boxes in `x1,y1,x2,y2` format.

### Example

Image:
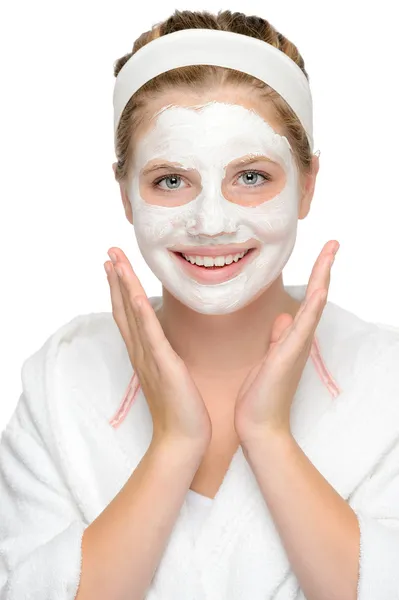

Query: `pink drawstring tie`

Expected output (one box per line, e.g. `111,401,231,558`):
109,335,341,429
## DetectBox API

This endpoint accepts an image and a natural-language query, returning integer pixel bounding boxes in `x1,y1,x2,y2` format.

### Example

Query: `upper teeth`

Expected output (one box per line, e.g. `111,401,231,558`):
181,250,249,267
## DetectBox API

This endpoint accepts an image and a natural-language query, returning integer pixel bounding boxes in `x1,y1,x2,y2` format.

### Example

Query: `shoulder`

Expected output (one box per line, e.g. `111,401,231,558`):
17,294,161,432
322,297,399,353
319,298,399,400
12,310,131,442
288,284,399,365
21,310,125,388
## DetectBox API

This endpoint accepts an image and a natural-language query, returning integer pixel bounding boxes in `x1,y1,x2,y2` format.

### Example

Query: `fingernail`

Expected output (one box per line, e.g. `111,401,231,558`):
333,243,340,255
108,251,117,264
114,265,123,278
104,262,111,275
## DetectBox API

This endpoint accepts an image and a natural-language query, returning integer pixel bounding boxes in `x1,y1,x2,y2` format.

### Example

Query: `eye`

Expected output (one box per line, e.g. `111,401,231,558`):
236,170,271,187
154,174,187,191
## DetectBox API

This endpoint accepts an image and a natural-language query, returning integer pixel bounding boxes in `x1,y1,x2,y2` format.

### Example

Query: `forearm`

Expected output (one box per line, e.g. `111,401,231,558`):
75,438,205,600
242,431,360,600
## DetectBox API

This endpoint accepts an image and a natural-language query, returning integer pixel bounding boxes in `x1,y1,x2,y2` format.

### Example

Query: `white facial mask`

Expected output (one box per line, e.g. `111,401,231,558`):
128,102,301,315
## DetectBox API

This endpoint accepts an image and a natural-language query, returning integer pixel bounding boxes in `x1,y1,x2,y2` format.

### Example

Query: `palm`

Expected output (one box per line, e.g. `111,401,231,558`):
234,312,294,434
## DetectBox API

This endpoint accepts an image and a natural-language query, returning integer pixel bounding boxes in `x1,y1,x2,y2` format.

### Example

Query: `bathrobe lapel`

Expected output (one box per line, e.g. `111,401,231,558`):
45,293,399,599
47,332,202,598
186,314,399,599
184,341,334,599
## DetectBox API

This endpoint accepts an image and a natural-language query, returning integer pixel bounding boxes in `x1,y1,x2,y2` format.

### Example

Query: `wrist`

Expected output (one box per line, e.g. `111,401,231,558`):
240,427,294,457
150,434,209,461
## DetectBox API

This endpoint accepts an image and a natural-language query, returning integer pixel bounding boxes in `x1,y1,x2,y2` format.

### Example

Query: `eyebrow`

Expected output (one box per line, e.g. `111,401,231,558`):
141,155,278,176
141,163,190,176
227,155,276,169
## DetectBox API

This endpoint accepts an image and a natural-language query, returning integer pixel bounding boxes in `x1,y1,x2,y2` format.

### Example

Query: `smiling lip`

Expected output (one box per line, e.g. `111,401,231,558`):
168,244,257,257
169,247,258,284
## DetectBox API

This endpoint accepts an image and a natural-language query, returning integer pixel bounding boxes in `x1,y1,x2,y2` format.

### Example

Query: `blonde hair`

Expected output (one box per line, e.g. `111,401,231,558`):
113,10,313,185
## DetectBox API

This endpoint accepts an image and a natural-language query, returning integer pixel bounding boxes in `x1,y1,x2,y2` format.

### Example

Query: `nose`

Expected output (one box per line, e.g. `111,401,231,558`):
186,192,237,236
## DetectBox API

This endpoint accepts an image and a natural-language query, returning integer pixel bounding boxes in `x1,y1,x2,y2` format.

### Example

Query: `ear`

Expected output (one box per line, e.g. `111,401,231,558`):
298,154,319,220
112,162,134,225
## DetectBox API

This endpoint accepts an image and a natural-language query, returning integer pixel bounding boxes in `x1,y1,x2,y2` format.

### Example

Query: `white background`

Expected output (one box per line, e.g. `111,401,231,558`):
1,0,398,429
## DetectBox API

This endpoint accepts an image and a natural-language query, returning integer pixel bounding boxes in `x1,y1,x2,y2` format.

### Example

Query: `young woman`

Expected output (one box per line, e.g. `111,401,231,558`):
1,10,398,600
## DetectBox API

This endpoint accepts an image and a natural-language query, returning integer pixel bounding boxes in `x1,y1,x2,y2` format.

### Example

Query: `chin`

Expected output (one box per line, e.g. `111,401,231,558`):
159,282,254,315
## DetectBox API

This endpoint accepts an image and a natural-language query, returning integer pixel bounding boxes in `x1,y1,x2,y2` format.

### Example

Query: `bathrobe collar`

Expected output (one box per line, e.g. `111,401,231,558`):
43,284,399,599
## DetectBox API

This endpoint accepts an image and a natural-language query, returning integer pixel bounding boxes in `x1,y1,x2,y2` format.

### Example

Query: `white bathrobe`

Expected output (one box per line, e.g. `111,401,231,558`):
1,284,399,600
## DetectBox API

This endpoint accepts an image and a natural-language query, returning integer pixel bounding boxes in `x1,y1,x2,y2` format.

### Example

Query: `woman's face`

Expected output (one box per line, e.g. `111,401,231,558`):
120,86,317,315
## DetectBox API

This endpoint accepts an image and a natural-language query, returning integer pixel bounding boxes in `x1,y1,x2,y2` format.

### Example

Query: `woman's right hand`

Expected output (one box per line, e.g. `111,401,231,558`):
104,247,212,451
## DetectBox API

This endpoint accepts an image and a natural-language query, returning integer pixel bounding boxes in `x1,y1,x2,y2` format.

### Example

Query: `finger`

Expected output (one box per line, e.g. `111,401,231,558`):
110,248,151,352
288,239,337,337
105,261,142,363
305,240,339,302
105,261,131,342
114,264,145,358
270,313,293,345
282,289,327,359
133,295,177,370
113,264,173,371
108,247,147,299
277,293,314,346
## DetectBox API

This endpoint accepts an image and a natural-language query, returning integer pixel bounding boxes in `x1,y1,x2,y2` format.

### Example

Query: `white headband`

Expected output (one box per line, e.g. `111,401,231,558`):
113,28,314,150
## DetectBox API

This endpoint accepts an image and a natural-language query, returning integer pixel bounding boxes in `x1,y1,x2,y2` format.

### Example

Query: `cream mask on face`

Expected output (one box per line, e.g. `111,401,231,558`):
128,102,301,315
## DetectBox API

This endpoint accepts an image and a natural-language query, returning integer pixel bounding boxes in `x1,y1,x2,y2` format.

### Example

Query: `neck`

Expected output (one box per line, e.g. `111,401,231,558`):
156,275,302,376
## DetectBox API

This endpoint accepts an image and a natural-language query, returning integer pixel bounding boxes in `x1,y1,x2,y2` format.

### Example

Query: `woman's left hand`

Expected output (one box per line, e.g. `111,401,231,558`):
234,240,340,447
